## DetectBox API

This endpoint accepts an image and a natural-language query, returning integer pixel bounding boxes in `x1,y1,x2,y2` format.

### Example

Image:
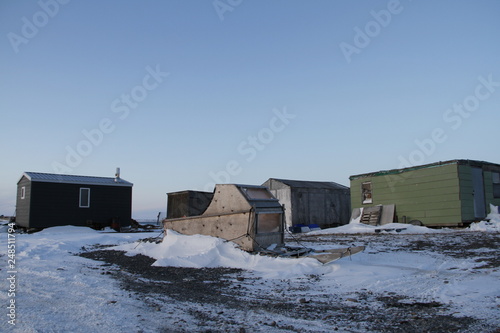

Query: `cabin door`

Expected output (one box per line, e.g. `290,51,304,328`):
471,167,486,218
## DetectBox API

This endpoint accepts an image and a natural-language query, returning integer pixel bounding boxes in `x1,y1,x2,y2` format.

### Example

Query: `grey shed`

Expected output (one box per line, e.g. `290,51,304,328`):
262,178,351,228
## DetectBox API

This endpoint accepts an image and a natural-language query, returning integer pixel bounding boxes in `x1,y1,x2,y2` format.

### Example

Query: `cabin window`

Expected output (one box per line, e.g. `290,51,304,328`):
256,213,281,233
362,182,373,204
21,186,25,199
493,172,500,198
79,188,90,208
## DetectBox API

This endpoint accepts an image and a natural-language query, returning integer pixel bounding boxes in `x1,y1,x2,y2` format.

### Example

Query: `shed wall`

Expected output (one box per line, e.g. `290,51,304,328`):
350,163,462,226
262,179,293,226
484,171,500,208
459,164,500,220
167,191,213,219
16,176,31,228
459,165,478,220
263,179,350,228
26,182,132,229
290,188,350,227
268,188,292,227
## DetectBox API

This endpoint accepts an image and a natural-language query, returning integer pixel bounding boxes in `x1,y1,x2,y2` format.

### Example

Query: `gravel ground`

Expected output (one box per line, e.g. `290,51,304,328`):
79,232,500,333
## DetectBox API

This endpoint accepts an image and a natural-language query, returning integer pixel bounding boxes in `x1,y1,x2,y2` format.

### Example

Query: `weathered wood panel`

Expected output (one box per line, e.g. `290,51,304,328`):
164,212,255,251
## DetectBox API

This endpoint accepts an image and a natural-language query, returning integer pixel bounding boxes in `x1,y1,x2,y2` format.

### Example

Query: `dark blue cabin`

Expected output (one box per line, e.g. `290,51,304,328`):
16,171,133,230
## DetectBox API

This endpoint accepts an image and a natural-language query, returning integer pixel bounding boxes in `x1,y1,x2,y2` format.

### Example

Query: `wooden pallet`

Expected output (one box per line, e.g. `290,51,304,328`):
360,206,382,225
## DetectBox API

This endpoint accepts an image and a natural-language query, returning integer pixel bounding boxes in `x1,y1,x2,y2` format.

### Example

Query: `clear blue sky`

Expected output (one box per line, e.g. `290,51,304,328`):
1,0,499,218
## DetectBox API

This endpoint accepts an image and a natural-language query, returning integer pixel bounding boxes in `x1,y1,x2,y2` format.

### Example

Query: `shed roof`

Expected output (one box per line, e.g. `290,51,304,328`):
349,159,500,180
167,189,213,195
20,172,133,187
266,178,349,190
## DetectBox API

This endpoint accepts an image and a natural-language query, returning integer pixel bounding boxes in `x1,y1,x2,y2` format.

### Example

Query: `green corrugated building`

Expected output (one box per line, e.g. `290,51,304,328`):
349,160,500,227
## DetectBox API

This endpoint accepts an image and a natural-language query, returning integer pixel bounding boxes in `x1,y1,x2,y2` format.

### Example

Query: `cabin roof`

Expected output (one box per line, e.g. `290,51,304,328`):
19,172,133,187
349,159,500,180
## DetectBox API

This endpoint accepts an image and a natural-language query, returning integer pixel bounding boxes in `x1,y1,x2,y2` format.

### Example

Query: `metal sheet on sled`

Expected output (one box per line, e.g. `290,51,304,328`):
308,246,365,264
262,245,365,264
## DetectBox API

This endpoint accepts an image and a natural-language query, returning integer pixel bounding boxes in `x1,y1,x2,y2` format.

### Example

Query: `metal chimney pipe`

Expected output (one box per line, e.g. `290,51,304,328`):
115,167,120,182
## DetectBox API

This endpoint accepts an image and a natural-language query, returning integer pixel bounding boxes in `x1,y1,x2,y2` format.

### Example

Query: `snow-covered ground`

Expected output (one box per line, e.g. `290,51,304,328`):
1,208,499,332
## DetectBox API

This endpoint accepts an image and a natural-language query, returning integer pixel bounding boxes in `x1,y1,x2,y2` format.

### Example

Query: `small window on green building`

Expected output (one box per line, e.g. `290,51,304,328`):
493,172,500,198
362,182,373,204
21,186,25,199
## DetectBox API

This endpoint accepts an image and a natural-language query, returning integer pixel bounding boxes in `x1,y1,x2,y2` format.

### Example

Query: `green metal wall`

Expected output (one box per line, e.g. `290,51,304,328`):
458,165,475,221
350,163,462,226
484,171,500,208
458,165,500,220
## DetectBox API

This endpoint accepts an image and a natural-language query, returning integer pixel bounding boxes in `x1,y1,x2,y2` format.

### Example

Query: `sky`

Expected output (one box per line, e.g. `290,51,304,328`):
1,0,499,218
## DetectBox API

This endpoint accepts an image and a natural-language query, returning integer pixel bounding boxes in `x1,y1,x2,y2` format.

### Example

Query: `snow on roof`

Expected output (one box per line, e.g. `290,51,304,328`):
20,172,133,187
267,178,349,190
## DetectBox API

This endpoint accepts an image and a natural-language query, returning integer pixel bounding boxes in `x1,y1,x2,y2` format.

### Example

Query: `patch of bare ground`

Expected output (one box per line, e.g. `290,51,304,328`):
79,232,499,332
294,231,500,269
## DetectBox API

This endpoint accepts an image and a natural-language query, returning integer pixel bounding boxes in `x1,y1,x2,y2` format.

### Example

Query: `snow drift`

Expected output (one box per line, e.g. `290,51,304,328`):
5,218,499,331
113,230,332,278
468,204,500,232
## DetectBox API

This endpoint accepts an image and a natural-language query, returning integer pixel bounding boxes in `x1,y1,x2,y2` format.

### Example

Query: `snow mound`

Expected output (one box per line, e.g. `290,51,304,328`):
0,219,10,233
310,204,500,234
36,225,102,235
113,230,332,278
16,225,147,260
11,220,500,331
469,204,500,232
